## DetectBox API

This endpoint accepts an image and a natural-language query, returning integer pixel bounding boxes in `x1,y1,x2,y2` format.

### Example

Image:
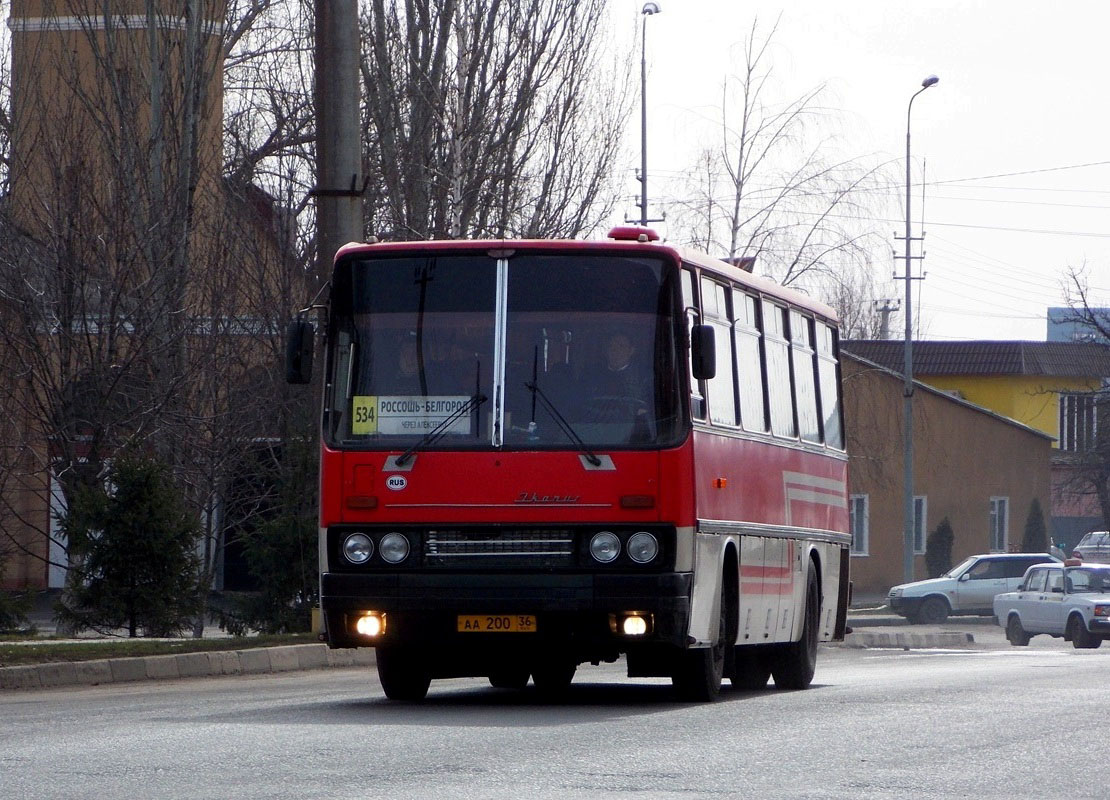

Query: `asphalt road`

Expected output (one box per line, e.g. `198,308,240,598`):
3,633,1109,800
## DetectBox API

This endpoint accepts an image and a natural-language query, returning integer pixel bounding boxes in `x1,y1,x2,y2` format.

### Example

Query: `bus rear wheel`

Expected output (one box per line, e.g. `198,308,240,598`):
770,561,819,690
531,659,576,698
730,649,771,691
376,645,432,701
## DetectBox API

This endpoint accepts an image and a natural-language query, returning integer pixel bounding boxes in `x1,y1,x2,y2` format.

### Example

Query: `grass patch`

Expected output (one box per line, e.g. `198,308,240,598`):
0,633,319,668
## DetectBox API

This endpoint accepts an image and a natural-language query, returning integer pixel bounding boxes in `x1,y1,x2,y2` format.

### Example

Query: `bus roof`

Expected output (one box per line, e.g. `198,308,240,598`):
334,232,838,324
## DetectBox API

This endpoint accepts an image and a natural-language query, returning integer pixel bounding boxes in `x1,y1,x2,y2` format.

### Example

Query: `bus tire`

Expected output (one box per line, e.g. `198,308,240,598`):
376,646,432,701
730,648,771,690
531,659,576,698
771,561,819,690
489,667,531,690
672,583,731,701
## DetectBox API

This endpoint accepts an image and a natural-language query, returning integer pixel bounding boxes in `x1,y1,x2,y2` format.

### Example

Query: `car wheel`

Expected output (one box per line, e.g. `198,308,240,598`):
1068,615,1101,649
1005,615,1031,646
917,596,949,625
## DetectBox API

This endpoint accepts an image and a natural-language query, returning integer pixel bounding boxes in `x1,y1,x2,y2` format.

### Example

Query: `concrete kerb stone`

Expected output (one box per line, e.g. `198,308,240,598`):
0,665,43,691
73,659,114,685
841,630,976,649
108,657,149,683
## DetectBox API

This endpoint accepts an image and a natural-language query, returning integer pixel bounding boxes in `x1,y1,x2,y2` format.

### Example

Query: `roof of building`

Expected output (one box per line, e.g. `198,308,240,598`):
841,339,1110,378
841,352,1054,441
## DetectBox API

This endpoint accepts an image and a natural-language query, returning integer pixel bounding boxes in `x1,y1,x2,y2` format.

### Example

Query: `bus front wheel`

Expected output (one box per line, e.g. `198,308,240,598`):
376,645,432,701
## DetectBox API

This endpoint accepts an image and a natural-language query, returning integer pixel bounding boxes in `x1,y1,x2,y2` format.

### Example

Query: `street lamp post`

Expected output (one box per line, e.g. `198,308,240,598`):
639,2,660,226
902,74,938,584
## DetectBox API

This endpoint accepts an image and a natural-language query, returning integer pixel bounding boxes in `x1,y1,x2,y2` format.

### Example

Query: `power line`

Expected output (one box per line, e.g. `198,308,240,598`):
926,160,1110,186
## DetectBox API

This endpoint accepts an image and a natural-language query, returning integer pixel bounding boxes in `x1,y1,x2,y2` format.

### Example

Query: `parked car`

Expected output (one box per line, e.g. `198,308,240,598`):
887,553,1060,624
993,560,1110,648
1072,531,1110,564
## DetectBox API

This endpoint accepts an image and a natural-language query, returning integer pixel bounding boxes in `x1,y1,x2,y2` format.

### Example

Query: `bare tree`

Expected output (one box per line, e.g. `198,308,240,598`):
1054,264,1110,532
667,17,890,300
359,0,632,240
0,1,310,634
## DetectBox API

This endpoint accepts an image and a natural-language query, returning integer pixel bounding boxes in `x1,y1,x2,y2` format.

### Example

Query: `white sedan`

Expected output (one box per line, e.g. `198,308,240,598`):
993,560,1110,648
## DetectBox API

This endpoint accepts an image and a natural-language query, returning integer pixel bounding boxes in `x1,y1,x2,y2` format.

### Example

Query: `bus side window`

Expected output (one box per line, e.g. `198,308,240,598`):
702,277,737,427
733,290,767,433
816,322,843,449
790,310,820,444
762,300,795,438
682,268,706,420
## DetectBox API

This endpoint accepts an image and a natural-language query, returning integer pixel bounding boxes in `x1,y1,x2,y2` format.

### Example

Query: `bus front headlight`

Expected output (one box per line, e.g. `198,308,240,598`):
627,532,659,564
590,531,621,563
343,533,374,564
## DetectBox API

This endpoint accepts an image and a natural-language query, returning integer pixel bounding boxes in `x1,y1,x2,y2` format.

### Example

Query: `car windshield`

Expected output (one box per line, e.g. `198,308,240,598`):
1065,568,1110,594
944,556,978,578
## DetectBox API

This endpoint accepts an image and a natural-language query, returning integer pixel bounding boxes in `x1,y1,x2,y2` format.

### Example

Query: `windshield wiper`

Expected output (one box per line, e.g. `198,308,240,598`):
525,381,602,467
395,394,487,466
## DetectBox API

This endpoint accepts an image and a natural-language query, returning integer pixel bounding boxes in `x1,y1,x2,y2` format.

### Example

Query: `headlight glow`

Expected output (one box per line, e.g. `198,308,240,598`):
355,613,385,637
622,615,648,636
589,531,621,563
343,533,374,564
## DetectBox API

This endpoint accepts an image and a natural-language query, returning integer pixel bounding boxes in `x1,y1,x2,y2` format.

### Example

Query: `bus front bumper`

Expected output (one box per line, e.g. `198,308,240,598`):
320,571,692,650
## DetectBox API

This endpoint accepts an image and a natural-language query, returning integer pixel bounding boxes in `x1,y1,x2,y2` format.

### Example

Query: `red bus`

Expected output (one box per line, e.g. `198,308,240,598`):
286,226,850,701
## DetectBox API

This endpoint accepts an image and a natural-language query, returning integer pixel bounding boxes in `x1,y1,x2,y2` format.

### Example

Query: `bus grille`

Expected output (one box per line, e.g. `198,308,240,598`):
424,529,575,568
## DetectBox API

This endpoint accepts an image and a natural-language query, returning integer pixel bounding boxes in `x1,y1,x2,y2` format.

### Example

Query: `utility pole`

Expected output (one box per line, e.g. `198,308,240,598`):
894,75,939,585
313,1,363,283
874,299,901,340
630,3,663,228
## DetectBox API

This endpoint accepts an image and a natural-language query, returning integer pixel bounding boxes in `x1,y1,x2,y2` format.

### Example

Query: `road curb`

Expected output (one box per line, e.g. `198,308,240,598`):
0,644,376,692
840,630,976,649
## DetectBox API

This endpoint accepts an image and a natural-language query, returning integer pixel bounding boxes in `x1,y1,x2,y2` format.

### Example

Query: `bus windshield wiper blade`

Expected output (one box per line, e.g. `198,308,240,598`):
525,381,602,467
395,394,487,466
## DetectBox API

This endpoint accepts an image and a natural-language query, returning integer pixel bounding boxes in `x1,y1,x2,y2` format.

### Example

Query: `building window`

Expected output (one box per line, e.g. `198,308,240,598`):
913,496,927,554
989,497,1009,552
1059,393,1097,452
849,494,869,556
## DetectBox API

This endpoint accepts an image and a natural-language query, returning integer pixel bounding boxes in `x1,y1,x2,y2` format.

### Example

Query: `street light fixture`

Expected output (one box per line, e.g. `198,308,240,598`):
639,2,661,226
902,74,938,584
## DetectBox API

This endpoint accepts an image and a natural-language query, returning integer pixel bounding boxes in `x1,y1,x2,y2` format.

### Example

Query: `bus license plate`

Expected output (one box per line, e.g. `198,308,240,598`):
457,615,536,633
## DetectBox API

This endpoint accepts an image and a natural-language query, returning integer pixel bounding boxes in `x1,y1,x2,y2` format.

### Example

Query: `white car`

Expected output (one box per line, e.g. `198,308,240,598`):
993,560,1110,648
887,553,1059,624
1073,531,1110,564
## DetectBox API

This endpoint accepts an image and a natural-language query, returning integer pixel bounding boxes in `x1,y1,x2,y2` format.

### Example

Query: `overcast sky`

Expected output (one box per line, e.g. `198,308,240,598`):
613,0,1110,341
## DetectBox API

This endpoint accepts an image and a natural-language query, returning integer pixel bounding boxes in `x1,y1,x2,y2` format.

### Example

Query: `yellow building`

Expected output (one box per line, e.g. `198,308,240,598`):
843,340,1110,553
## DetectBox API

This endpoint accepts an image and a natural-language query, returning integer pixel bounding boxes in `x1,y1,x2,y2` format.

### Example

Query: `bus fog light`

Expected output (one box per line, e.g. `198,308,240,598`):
379,532,410,564
622,615,649,636
627,532,659,564
590,532,621,563
355,613,385,637
343,533,374,564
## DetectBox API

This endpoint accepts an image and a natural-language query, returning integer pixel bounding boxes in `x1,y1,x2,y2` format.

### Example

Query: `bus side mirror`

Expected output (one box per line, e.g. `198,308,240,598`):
285,318,315,384
691,324,716,381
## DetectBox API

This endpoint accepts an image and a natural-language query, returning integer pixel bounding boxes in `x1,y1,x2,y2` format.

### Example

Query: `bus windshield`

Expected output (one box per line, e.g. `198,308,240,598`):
326,251,685,450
